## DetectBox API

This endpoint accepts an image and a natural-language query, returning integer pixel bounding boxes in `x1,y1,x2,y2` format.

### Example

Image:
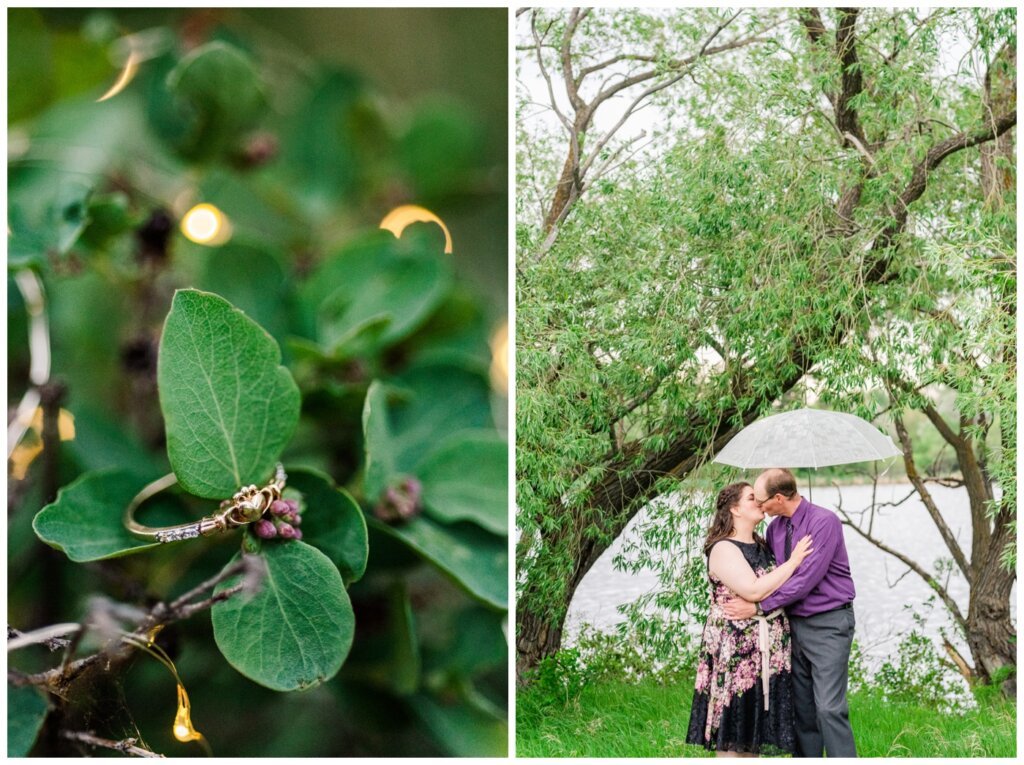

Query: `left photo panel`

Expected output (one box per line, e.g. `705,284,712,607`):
8,7,508,757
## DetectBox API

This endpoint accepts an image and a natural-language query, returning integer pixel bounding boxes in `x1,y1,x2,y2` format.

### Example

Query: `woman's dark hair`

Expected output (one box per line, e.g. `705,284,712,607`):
703,481,766,557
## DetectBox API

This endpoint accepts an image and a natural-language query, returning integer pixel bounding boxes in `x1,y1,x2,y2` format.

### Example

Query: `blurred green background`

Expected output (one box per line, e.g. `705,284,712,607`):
8,7,508,758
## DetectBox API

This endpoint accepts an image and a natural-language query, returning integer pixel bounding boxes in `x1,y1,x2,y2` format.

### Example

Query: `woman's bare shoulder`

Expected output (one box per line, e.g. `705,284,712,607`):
707,539,745,568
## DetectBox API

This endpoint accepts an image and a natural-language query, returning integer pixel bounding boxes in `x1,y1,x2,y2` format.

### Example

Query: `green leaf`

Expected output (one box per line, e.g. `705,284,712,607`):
405,289,493,370
315,232,452,355
8,181,92,268
165,41,265,161
413,692,507,757
65,404,167,479
363,363,493,502
211,542,355,691
158,289,300,499
194,168,302,244
368,517,506,610
440,606,507,677
78,191,133,250
344,581,420,696
7,684,49,757
417,430,507,534
32,470,185,562
385,583,420,695
279,70,381,214
50,30,116,102
191,242,290,348
286,468,368,585
362,381,398,503
399,99,486,199
8,9,54,123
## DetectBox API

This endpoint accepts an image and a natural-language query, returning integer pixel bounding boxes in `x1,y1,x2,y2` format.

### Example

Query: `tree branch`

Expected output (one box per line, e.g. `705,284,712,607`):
868,109,1016,277
592,32,766,109
798,7,826,46
893,413,972,584
561,8,587,112
61,730,164,758
834,8,868,147
835,506,968,633
9,558,258,693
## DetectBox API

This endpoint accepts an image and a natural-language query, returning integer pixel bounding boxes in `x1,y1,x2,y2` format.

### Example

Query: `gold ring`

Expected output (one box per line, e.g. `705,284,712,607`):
124,464,287,543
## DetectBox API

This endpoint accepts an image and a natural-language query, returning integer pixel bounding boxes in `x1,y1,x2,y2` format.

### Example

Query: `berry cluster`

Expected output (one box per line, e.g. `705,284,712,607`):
374,477,422,523
253,498,303,540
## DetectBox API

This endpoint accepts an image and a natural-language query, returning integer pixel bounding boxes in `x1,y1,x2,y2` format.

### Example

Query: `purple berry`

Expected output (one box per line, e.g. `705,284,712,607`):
292,528,303,540
278,523,298,539
287,512,302,525
374,478,423,524
284,499,300,514
254,519,277,539
270,500,291,516
402,477,422,499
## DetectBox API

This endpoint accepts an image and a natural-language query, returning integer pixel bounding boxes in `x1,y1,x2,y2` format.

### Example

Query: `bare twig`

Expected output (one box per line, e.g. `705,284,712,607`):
7,623,80,653
10,557,260,692
835,505,968,633
61,730,164,758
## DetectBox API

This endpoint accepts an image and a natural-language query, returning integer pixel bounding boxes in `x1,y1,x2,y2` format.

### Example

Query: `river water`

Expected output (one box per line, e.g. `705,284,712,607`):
565,482,1015,673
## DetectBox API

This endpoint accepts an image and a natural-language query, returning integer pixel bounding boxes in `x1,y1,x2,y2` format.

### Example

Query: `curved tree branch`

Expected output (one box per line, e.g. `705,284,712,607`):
835,505,968,634
893,413,972,584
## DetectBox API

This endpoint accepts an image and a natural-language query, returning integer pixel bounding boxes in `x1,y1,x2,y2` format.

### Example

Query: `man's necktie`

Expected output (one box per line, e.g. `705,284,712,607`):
785,519,793,560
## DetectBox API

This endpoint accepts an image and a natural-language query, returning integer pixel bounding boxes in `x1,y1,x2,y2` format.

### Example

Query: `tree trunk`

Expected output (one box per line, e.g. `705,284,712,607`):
966,544,1016,697
959,421,1016,697
517,535,604,681
516,608,565,680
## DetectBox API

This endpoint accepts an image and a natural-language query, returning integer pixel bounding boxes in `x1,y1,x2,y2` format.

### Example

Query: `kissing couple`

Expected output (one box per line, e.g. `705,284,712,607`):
686,468,858,758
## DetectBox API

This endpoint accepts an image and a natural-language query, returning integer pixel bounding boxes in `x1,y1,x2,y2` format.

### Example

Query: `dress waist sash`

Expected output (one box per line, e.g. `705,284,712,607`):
753,609,785,710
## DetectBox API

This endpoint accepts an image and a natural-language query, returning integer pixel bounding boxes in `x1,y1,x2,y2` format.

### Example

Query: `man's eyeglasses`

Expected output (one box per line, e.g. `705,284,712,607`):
754,493,773,507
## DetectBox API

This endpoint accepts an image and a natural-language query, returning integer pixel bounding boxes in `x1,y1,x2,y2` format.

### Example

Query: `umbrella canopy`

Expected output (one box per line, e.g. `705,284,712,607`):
713,408,902,469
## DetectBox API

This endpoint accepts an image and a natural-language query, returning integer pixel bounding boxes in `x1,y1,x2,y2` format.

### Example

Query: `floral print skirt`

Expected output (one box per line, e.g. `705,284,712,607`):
686,544,796,755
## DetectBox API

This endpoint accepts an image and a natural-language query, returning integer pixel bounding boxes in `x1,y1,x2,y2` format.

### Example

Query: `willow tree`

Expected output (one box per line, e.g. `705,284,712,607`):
516,7,1016,676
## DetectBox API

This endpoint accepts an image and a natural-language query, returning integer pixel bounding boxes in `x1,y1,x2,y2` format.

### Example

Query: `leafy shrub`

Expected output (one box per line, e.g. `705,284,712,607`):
7,8,507,757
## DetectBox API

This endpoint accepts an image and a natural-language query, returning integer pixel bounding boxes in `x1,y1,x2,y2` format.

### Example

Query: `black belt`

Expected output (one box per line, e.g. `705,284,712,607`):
793,602,853,618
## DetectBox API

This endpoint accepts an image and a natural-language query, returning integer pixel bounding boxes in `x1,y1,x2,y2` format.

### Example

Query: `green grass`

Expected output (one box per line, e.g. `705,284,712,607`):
516,675,1017,758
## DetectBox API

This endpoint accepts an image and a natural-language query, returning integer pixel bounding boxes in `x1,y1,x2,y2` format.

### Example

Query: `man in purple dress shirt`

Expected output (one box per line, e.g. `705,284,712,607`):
723,468,858,757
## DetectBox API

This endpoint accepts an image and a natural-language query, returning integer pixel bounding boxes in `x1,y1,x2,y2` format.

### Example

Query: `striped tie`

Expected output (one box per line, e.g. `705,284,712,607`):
785,519,793,560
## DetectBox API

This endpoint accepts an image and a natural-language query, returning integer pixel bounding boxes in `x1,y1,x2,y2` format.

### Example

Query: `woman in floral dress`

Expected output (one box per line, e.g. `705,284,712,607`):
686,482,814,757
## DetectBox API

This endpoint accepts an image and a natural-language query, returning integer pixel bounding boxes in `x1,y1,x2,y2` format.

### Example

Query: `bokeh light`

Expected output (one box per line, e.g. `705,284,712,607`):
181,203,231,246
96,45,140,102
379,204,453,254
489,320,508,395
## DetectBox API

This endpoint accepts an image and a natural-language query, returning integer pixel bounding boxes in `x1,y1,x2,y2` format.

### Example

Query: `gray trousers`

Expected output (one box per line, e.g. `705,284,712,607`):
789,606,857,758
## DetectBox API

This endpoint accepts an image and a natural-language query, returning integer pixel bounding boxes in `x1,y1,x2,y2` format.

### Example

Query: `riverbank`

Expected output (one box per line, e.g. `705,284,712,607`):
516,675,1016,758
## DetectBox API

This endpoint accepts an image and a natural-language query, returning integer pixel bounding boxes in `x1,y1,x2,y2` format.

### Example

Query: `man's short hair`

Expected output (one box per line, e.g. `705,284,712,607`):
762,468,798,499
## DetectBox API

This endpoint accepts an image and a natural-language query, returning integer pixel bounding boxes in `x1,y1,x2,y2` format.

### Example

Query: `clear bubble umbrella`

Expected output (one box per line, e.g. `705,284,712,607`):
713,408,901,469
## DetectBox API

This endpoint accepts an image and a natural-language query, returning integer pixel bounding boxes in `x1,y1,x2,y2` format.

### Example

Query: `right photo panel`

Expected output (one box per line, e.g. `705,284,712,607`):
515,6,1016,759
